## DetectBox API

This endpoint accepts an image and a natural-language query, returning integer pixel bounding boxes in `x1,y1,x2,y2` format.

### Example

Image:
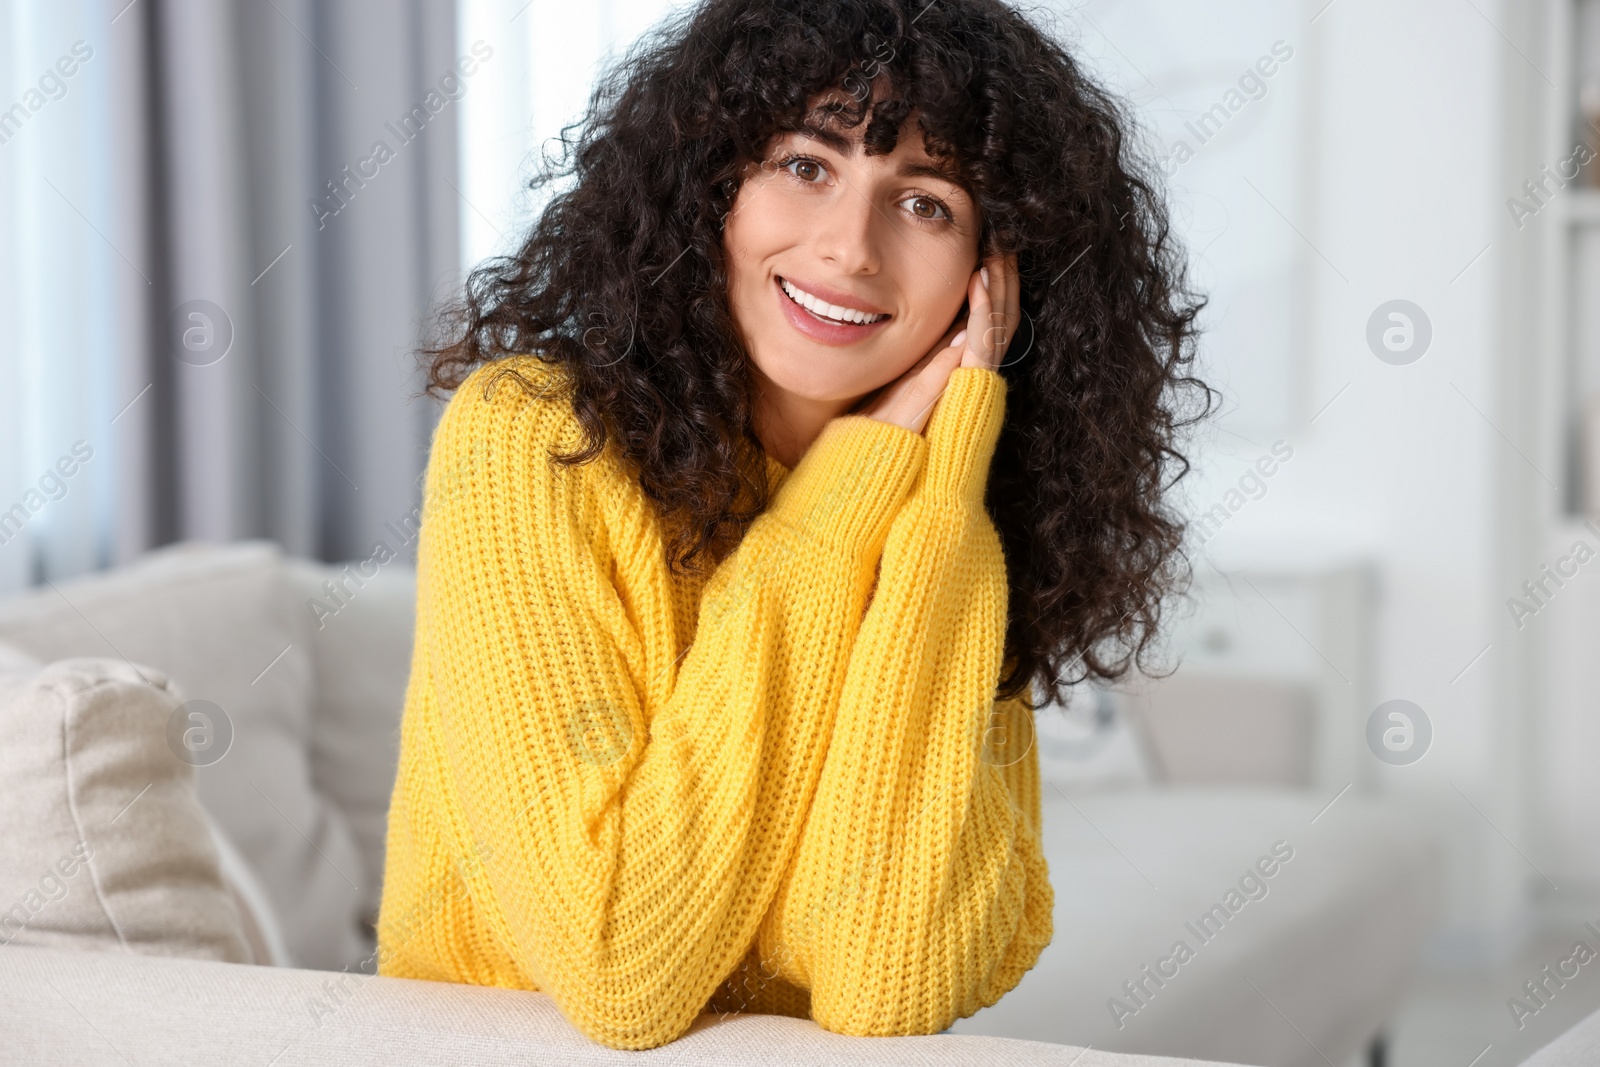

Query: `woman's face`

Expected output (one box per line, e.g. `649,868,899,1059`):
722,107,981,410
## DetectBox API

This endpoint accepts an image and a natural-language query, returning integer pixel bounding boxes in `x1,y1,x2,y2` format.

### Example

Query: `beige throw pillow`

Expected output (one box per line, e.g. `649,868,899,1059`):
0,656,249,962
0,541,369,970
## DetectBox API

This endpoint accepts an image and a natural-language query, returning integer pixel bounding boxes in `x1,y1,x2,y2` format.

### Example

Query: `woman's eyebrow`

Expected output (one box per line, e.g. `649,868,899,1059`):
896,159,967,191
793,121,856,154
791,123,968,192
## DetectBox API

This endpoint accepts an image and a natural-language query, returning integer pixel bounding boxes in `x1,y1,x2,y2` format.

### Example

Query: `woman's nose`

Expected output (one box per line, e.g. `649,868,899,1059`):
812,184,880,275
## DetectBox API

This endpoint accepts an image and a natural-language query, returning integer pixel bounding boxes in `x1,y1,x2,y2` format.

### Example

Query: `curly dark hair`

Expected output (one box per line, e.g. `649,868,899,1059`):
423,0,1214,709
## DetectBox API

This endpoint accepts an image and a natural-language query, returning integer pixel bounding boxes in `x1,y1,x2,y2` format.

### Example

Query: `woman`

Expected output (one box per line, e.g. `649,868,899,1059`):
376,0,1208,1050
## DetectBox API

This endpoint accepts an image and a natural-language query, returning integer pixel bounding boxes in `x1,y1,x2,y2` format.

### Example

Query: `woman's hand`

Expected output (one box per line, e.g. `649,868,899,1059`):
857,253,1021,434
962,252,1020,371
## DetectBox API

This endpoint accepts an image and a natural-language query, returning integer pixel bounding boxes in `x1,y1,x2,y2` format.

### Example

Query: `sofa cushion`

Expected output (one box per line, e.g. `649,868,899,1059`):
0,540,368,970
0,942,1251,1066
0,657,248,962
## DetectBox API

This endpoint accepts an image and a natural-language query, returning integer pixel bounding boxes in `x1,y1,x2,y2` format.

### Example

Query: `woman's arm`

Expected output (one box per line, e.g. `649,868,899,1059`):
403,363,928,1049
756,366,1055,1035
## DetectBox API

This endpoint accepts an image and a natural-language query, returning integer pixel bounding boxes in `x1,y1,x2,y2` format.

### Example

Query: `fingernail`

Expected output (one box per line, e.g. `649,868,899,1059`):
980,267,990,289
951,329,968,348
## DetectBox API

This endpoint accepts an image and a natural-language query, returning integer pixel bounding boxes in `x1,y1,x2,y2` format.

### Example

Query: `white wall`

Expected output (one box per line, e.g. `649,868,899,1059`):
1067,0,1532,959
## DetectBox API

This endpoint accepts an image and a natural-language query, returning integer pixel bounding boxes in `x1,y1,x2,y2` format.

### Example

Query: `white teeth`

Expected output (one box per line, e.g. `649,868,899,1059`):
781,278,886,326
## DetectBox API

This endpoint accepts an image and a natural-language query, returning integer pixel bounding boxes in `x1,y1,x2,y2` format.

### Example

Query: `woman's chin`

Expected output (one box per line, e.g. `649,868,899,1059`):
754,357,883,407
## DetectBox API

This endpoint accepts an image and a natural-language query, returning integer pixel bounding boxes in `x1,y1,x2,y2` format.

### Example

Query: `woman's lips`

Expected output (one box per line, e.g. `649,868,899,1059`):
774,276,892,347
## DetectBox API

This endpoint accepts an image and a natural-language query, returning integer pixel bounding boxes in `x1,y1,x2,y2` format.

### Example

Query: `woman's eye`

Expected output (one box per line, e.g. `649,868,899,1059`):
782,156,826,183
901,195,951,222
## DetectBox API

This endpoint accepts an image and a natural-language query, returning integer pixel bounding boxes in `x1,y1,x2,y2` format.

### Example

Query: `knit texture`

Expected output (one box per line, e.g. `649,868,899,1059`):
376,355,1054,1050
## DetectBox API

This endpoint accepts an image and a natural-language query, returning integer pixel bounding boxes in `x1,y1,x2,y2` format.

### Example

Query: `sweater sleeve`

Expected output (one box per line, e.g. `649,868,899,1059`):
409,362,927,1050
755,367,1055,1035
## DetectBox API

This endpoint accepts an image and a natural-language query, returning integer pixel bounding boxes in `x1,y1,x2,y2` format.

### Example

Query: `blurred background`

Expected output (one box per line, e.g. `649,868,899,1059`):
3,0,1600,1064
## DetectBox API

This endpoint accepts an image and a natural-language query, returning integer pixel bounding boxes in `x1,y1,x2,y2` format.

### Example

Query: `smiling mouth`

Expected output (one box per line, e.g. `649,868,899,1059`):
777,277,890,326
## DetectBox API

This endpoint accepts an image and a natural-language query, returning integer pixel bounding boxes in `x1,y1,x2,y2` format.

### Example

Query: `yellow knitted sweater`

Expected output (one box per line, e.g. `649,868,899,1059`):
376,355,1054,1049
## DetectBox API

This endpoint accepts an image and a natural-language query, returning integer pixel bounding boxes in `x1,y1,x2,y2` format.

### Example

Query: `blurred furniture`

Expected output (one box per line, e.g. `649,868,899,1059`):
1121,674,1316,787
1132,565,1378,792
950,563,1449,1067
1511,0,1600,966
955,787,1440,1067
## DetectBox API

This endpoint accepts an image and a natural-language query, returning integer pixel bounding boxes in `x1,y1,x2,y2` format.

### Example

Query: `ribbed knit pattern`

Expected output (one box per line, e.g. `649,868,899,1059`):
376,355,1054,1050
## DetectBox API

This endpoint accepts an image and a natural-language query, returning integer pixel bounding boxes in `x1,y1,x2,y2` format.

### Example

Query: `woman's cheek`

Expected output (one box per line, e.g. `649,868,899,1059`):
904,255,971,347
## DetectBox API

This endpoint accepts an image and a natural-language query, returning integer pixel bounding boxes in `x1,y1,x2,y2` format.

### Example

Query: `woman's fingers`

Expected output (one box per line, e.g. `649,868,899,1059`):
967,253,1021,370
860,253,1021,431
989,254,1019,366
961,267,993,369
986,259,1008,363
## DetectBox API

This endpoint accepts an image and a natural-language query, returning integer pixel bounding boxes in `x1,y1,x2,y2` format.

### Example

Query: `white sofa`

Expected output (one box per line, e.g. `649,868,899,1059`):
0,539,1589,1066
0,941,1225,1066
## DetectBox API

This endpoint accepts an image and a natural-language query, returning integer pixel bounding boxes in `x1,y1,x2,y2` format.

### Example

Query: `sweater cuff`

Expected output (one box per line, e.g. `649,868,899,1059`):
766,415,927,555
922,368,1007,507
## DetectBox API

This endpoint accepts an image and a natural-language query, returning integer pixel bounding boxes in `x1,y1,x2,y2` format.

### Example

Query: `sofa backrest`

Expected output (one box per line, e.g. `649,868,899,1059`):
282,553,416,938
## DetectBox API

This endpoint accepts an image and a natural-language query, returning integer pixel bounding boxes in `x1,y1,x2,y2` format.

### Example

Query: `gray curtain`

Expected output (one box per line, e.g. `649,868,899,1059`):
108,0,460,567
